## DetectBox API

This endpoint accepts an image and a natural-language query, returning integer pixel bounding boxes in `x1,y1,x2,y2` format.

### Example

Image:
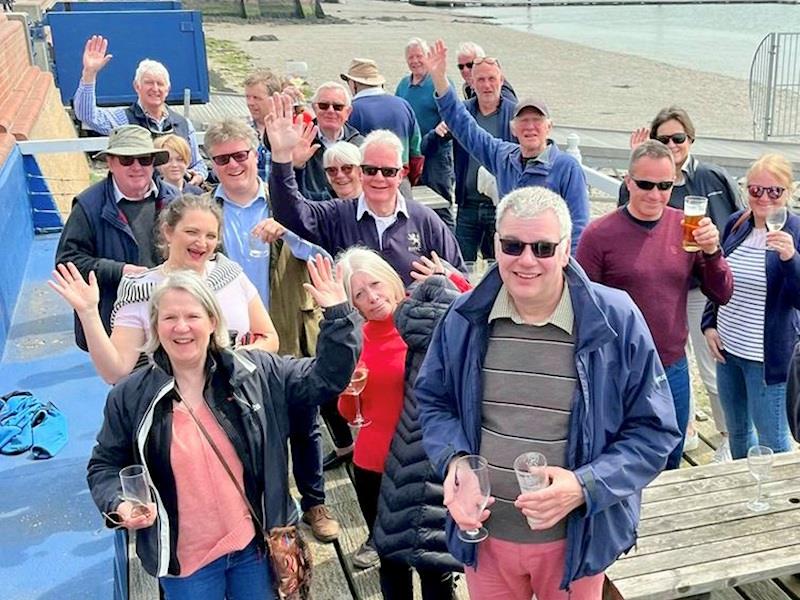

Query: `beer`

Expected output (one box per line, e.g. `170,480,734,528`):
682,195,708,252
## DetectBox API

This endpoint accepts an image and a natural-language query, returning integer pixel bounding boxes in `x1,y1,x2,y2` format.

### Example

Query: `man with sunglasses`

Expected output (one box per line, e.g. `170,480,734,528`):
56,124,179,351
456,41,517,102
417,186,680,600
428,40,589,254
577,140,733,471
73,35,207,184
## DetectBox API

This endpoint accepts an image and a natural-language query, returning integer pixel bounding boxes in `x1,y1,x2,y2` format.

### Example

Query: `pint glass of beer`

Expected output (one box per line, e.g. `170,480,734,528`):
682,196,708,252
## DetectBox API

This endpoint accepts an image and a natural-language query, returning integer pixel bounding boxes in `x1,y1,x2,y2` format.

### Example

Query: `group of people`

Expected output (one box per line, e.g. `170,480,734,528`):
49,30,799,600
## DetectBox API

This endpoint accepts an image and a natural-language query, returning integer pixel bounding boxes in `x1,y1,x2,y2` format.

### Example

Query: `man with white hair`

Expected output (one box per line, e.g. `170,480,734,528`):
74,35,207,183
457,41,516,102
417,186,680,600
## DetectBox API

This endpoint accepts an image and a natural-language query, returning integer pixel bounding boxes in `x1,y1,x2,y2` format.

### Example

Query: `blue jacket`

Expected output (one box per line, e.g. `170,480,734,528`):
702,210,800,384
349,92,422,163
0,391,67,459
415,260,680,589
435,86,589,252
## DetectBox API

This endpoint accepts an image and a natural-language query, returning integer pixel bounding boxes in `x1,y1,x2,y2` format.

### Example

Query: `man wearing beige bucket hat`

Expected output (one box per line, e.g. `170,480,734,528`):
341,58,424,190
55,124,179,351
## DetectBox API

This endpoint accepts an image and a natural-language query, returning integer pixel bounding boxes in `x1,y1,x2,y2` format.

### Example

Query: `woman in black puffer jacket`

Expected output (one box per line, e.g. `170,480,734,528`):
372,275,463,600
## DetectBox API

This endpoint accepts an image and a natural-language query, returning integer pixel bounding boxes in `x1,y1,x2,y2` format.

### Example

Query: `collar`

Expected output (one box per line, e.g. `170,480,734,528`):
317,124,346,147
136,100,168,123
681,154,697,175
113,178,158,202
408,73,431,87
356,192,409,221
214,179,268,209
522,142,553,166
353,87,386,100
488,279,573,333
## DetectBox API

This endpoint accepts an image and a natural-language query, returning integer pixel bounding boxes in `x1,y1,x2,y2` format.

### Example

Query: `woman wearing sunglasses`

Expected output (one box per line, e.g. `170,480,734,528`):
620,107,744,463
702,154,800,459
322,141,363,200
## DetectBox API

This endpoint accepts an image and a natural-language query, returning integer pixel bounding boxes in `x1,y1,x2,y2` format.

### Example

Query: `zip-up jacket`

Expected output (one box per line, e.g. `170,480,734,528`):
87,302,361,577
416,260,680,589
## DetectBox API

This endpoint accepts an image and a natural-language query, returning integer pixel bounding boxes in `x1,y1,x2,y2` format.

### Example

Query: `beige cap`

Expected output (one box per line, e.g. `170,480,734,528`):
340,58,386,87
94,125,170,166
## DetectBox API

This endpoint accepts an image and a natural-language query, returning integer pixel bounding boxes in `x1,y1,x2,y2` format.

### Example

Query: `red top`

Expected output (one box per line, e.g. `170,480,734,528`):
339,315,407,473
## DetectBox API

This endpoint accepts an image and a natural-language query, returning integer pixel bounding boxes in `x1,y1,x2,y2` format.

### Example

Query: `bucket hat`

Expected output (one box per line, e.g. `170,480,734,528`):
93,124,170,166
340,58,386,87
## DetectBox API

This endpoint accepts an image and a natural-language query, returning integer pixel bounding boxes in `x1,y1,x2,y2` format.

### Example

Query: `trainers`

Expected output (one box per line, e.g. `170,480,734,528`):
322,449,353,471
683,429,699,452
352,541,379,569
302,505,340,542
712,438,732,463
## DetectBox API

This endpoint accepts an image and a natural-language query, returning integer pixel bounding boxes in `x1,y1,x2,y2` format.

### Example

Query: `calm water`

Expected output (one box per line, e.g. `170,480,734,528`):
460,4,800,79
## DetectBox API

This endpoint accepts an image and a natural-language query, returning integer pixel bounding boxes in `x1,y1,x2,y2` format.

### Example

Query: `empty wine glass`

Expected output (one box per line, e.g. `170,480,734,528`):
513,452,548,529
120,465,155,518
766,206,788,251
453,455,491,543
345,364,370,428
746,445,774,512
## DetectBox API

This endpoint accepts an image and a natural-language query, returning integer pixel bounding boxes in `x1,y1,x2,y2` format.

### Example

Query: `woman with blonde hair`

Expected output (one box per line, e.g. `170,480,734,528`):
703,153,800,459
154,134,204,193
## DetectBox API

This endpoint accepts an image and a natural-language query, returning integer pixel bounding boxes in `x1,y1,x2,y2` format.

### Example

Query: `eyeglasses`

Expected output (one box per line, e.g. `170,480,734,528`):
748,184,785,200
457,61,474,71
324,164,357,176
473,57,501,68
116,155,155,167
211,149,252,166
655,133,689,145
632,178,674,191
361,165,401,178
315,102,346,112
498,238,564,258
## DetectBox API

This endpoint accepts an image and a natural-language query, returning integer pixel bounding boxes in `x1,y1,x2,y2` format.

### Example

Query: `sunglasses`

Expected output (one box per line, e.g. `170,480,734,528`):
315,102,346,112
748,184,785,200
361,165,401,178
655,133,689,145
632,178,674,191
211,149,251,166
473,57,501,68
499,238,564,258
116,154,155,167
324,164,357,176
457,61,474,71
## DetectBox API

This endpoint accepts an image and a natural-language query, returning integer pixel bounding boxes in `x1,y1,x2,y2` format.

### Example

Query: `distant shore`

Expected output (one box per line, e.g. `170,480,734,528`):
204,0,753,138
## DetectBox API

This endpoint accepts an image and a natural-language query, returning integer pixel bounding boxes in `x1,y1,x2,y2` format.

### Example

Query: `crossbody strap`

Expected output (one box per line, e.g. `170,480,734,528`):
178,390,267,535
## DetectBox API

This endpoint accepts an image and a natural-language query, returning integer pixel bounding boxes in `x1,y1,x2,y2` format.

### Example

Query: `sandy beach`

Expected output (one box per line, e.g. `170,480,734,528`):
205,0,754,138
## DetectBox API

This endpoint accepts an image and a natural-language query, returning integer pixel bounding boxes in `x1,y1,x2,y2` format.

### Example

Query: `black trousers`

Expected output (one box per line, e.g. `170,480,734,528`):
319,396,353,450
353,466,455,600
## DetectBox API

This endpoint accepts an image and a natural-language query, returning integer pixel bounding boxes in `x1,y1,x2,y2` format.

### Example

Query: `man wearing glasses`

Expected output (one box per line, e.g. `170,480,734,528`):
417,186,680,600
73,35,207,184
576,140,733,471
56,125,179,350
456,41,517,102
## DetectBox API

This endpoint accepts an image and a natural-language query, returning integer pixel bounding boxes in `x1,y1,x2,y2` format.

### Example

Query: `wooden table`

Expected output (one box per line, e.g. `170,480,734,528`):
411,185,450,211
606,451,800,600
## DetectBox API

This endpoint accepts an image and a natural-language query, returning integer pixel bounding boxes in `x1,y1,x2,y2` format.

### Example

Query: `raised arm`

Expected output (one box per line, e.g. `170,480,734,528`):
73,36,128,135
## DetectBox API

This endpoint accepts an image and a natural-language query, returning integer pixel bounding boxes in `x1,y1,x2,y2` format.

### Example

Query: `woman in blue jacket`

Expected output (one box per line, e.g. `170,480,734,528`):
702,154,800,459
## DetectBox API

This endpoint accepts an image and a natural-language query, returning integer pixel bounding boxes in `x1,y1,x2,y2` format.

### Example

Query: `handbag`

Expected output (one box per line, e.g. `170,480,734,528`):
180,393,312,599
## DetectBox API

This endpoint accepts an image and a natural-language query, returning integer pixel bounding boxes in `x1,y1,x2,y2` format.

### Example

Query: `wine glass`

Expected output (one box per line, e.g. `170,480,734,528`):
120,465,155,518
746,445,774,512
766,206,788,251
345,364,370,428
453,455,491,543
513,452,548,529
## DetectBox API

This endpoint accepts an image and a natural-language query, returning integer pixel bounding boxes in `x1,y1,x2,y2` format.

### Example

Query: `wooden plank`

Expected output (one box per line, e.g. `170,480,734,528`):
643,452,800,489
776,574,800,599
738,579,795,600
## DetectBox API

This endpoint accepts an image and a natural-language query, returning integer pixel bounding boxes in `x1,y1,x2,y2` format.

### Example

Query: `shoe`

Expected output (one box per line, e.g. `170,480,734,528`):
352,541,379,569
302,505,340,542
683,429,699,452
322,449,353,471
712,438,732,463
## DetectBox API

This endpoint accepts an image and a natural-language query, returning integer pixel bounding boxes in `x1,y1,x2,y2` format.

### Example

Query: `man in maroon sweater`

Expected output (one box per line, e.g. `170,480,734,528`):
576,140,733,469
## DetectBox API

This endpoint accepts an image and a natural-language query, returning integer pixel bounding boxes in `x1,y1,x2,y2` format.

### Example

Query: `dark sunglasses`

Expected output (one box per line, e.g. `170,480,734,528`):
211,149,251,166
748,184,785,200
324,164,357,176
655,133,689,145
315,102,346,112
632,178,674,191
457,61,474,71
117,154,155,167
499,238,564,258
361,164,401,178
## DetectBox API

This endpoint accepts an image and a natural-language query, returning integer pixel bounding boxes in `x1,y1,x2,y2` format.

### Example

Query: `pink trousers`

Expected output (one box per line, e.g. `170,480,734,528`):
463,537,605,600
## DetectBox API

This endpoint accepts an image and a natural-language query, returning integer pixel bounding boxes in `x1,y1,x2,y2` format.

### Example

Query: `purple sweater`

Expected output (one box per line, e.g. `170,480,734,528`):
575,207,733,366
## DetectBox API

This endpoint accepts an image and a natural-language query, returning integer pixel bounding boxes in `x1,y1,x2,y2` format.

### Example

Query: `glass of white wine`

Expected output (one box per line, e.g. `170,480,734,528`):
765,206,788,251
746,445,774,512
345,364,370,429
454,455,491,543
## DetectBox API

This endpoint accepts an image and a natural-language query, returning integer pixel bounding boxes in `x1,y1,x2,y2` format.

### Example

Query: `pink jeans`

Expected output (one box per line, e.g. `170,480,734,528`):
464,537,604,600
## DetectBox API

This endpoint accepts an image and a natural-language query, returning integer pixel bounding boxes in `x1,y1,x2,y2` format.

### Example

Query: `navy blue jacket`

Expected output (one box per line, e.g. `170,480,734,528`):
125,103,192,146
269,161,465,285
702,210,800,384
55,176,179,350
416,260,680,589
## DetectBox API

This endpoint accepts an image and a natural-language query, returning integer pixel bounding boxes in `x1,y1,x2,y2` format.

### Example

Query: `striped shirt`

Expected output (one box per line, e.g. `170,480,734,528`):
718,228,768,361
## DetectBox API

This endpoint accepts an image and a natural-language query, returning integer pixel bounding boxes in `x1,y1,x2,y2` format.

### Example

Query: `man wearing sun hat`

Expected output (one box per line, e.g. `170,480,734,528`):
341,58,424,188
55,124,179,350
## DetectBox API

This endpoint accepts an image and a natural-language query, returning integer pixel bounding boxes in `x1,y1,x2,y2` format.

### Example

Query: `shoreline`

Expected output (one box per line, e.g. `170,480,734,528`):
204,0,753,138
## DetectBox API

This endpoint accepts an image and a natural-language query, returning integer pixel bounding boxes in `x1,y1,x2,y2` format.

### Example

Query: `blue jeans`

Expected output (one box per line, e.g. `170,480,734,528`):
455,200,496,261
665,356,690,470
288,403,324,512
716,352,792,460
159,539,274,600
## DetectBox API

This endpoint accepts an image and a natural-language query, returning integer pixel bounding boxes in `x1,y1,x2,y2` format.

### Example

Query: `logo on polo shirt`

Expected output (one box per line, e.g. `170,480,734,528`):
407,232,422,253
